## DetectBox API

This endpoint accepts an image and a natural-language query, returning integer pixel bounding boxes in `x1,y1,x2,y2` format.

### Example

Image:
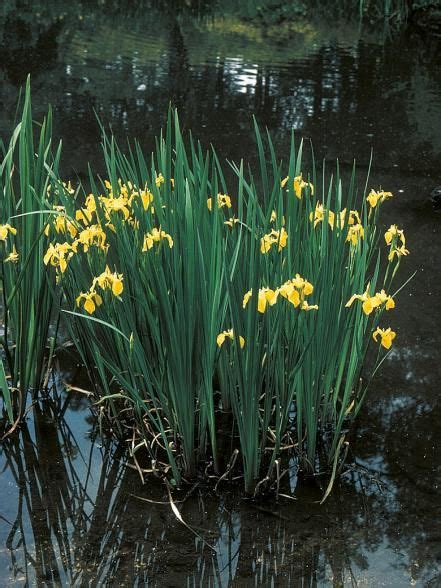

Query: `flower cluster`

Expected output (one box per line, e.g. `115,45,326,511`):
44,242,78,273
44,206,78,239
76,265,124,314
346,286,397,350
44,176,175,312
310,205,363,242
0,223,19,264
346,287,395,315
385,225,409,260
243,274,317,313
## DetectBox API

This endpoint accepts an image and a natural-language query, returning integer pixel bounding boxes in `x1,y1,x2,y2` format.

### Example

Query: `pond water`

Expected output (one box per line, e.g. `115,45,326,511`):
0,2,440,586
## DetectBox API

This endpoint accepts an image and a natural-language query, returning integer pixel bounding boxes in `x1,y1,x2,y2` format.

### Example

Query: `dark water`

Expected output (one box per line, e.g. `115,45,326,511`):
0,2,440,586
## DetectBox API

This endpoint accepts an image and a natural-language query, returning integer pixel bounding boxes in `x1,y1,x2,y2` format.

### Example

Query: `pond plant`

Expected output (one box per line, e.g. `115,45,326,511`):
0,84,409,496
0,80,62,430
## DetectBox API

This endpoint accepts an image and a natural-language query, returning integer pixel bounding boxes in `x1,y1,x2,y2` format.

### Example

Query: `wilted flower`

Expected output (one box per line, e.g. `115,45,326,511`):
301,301,319,311
4,245,19,263
224,217,240,228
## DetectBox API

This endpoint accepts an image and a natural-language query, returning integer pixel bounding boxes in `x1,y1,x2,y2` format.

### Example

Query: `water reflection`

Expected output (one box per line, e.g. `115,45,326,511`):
0,387,440,586
0,2,439,177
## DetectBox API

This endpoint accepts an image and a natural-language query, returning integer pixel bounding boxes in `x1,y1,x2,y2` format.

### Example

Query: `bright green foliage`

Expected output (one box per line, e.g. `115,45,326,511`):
44,111,406,494
0,78,62,425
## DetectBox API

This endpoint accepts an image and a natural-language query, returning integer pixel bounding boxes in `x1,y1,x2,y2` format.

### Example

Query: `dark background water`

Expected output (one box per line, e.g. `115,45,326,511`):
0,1,440,586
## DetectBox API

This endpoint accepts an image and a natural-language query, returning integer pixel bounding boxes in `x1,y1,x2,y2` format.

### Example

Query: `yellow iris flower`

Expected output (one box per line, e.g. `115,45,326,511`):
346,288,395,315
384,224,409,260
281,174,314,199
346,223,364,245
270,210,286,225
224,217,240,228
310,203,348,230
0,223,17,241
367,189,393,208
76,194,97,226
373,327,396,349
101,195,130,220
93,265,124,297
243,287,279,313
217,329,245,348
155,173,165,187
43,242,77,273
76,290,103,315
260,227,288,253
140,188,154,211
75,225,107,252
142,228,174,250
278,274,314,307
207,193,232,211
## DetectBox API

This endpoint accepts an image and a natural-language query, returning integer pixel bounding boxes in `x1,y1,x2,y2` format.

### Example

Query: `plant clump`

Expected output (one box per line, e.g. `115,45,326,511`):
0,89,409,495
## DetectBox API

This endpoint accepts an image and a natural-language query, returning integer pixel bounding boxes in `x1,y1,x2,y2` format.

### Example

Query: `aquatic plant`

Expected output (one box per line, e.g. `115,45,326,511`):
0,78,64,431
40,110,408,494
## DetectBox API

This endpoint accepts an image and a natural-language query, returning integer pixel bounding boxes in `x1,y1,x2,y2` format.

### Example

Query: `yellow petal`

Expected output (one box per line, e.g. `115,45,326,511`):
303,282,313,296
243,290,252,308
288,289,301,308
84,298,96,314
257,294,267,313
362,299,374,315
386,298,395,310
112,279,123,296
